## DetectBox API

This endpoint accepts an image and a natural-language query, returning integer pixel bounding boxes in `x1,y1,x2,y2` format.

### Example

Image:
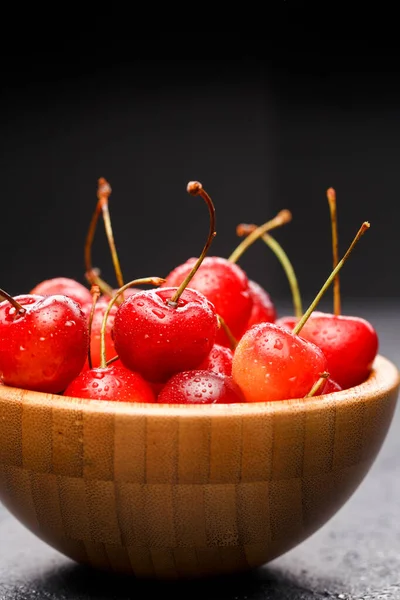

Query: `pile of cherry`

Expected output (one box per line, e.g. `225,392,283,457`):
0,180,379,404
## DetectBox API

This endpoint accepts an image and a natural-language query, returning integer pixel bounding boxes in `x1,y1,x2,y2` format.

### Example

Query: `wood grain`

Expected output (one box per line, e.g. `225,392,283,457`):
0,354,399,579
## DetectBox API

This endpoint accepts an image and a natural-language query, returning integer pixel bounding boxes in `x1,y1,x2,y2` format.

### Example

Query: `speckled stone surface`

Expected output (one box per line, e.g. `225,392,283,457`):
1,303,400,600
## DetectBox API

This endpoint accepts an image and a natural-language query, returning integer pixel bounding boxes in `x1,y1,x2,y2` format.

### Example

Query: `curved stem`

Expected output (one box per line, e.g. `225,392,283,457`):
228,210,292,264
0,287,26,315
84,177,124,294
99,277,166,369
168,181,216,306
84,196,102,283
327,187,341,315
97,178,124,289
85,268,115,299
236,224,302,318
87,285,101,370
293,222,370,336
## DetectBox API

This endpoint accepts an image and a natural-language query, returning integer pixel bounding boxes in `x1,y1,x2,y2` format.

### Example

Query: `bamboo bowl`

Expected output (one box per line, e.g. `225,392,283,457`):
0,354,399,580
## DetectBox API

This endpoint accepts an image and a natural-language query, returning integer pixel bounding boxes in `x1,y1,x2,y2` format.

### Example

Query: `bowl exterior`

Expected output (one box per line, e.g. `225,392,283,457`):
0,355,399,579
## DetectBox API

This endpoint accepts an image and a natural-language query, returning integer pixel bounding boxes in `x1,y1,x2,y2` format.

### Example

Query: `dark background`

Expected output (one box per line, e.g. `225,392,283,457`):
1,41,400,315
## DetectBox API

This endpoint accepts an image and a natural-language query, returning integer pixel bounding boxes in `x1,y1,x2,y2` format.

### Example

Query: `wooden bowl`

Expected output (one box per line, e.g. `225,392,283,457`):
0,354,399,580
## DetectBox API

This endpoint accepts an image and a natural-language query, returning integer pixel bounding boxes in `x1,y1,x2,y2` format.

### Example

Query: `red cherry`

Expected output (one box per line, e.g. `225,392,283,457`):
232,321,328,402
112,181,220,383
246,279,277,328
0,292,89,393
164,255,253,346
113,287,218,383
162,181,256,347
30,277,92,308
233,218,372,402
199,343,233,376
280,220,374,390
64,363,156,402
157,370,245,404
81,188,143,375
278,192,375,390
65,278,160,402
289,311,379,389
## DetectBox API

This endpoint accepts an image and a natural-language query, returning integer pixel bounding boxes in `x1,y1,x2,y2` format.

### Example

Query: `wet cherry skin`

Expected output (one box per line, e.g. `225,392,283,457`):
276,311,379,389
157,369,245,404
0,294,89,393
64,363,156,402
112,287,218,383
162,256,253,347
30,277,92,308
198,343,233,376
232,321,328,402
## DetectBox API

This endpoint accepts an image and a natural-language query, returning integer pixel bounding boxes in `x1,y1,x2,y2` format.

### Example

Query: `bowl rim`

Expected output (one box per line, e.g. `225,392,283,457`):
1,354,399,419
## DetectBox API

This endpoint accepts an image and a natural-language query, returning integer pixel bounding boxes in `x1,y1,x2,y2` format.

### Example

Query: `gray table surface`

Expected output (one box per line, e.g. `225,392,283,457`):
1,301,399,600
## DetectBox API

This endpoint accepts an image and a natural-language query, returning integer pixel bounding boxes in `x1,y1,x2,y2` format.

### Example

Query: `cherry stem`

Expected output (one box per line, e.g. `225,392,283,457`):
106,355,120,366
99,276,166,369
327,187,341,315
87,285,101,370
228,210,292,264
0,288,26,316
84,177,124,293
84,268,115,300
168,182,216,306
84,189,103,283
305,371,330,397
97,178,125,289
236,224,303,318
293,221,370,336
217,314,238,350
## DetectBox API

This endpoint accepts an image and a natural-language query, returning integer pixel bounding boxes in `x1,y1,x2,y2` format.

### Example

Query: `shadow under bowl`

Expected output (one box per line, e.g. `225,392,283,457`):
0,354,399,579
